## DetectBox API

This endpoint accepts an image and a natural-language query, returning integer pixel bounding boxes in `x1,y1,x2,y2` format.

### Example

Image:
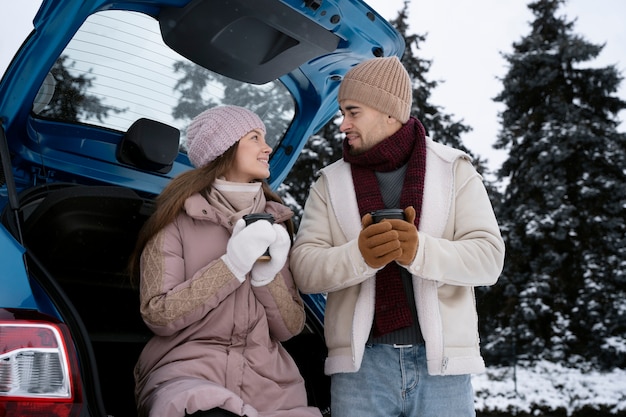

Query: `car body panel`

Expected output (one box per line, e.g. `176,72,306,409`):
0,227,34,309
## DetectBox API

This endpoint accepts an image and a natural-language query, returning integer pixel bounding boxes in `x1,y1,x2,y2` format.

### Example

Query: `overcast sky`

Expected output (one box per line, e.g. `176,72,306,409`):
2,0,625,172
1,2,43,76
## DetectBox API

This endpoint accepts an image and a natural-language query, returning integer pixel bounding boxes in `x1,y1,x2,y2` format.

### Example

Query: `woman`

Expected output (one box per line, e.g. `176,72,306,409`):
130,105,321,417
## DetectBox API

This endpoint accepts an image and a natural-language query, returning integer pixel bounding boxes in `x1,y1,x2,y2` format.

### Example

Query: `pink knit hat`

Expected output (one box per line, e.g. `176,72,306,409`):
186,105,266,168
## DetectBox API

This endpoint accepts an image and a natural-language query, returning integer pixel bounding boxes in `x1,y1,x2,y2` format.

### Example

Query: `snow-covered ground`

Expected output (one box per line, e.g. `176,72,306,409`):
473,360,626,415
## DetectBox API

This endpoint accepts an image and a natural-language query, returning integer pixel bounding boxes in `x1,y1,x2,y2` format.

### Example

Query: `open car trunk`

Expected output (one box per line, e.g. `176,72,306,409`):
1,182,330,417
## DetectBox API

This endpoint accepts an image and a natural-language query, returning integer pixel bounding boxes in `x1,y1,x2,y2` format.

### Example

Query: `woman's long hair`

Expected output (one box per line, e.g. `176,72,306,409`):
128,142,293,285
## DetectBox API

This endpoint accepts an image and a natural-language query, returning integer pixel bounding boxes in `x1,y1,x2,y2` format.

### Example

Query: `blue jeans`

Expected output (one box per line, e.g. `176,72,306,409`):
330,344,475,417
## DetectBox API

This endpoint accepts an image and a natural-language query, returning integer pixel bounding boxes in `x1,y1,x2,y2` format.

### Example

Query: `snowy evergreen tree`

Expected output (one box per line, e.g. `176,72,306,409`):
481,0,626,368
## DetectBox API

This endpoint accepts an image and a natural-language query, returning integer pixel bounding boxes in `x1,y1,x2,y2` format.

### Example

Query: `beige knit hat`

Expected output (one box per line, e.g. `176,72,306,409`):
338,56,412,123
186,105,266,168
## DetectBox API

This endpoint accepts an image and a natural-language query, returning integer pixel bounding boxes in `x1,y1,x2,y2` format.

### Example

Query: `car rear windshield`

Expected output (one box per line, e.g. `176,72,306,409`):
31,10,295,149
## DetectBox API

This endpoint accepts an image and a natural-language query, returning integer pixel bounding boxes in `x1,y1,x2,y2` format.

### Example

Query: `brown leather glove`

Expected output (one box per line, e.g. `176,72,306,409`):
358,213,402,268
385,206,419,266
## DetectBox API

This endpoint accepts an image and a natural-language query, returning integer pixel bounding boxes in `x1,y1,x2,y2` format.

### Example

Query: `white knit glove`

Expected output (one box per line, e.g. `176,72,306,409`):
221,218,276,282
250,224,290,287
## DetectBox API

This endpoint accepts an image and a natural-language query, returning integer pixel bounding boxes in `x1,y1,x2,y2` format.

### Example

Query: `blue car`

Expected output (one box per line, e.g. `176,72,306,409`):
0,0,403,415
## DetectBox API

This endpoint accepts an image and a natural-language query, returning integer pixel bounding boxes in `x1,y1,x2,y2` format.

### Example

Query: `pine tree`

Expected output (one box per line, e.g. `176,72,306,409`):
482,0,626,368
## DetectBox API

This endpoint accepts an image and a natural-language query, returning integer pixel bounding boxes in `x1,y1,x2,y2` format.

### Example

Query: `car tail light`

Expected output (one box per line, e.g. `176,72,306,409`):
0,310,83,417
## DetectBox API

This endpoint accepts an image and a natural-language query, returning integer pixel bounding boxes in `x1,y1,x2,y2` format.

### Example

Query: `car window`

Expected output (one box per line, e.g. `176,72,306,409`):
31,10,295,150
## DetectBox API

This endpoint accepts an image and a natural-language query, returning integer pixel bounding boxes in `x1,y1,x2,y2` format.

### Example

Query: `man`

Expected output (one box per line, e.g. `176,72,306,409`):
290,56,505,417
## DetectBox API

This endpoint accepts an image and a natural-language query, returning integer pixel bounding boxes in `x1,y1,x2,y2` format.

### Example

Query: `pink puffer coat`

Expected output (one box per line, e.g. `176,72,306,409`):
134,194,321,417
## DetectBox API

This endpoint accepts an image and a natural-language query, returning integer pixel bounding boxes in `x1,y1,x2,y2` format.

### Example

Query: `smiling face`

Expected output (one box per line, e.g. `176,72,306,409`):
339,99,403,155
223,128,272,183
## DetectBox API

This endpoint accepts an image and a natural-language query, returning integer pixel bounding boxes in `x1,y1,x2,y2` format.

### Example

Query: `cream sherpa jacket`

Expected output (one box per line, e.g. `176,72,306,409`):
290,137,505,376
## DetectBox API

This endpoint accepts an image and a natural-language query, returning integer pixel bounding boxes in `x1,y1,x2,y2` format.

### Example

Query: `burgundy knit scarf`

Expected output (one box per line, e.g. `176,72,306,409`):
343,117,427,337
